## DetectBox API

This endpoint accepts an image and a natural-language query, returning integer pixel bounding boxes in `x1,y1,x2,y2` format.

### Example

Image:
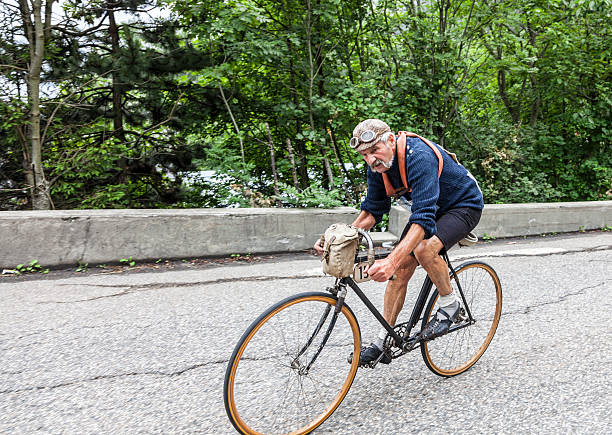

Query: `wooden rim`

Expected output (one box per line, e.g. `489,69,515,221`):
226,294,361,435
423,263,502,376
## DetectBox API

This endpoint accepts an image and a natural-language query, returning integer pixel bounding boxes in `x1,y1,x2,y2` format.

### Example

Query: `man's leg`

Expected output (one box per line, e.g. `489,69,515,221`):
357,256,418,365
414,236,463,340
407,208,482,342
416,206,482,303
383,256,419,325
413,236,451,295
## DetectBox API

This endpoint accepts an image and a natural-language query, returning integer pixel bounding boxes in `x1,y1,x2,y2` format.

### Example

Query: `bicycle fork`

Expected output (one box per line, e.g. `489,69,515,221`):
291,283,348,375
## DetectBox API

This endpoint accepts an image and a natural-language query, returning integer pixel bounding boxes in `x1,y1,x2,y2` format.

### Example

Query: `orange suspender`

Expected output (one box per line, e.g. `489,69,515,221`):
381,131,444,198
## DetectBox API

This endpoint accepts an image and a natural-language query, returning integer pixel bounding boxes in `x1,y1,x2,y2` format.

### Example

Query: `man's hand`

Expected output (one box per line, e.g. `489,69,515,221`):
313,237,324,256
366,257,398,282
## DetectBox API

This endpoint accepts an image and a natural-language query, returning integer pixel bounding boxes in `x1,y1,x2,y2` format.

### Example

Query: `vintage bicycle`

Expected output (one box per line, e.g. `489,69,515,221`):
224,229,502,434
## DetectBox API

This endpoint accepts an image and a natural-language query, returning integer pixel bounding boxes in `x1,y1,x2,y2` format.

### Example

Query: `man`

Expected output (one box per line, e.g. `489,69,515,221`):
314,119,484,365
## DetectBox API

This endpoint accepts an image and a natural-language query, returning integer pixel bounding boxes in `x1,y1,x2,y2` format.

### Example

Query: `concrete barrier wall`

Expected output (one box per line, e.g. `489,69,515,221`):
1,201,610,268
0,208,359,269
390,201,612,238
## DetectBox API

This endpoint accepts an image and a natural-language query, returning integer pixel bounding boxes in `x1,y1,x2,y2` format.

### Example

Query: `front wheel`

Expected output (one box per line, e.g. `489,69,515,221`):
224,292,361,434
421,261,502,377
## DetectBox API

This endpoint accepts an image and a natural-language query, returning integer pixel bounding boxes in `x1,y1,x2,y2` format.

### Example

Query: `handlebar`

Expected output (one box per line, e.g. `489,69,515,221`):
353,229,397,281
355,228,375,266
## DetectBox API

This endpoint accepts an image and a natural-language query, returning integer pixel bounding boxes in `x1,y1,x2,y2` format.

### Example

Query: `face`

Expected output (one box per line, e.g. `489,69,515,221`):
358,140,395,173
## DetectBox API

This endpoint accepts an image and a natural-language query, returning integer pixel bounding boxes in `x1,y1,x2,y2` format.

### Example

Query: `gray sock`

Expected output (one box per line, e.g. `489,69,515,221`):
373,327,388,350
437,292,458,308
437,300,460,320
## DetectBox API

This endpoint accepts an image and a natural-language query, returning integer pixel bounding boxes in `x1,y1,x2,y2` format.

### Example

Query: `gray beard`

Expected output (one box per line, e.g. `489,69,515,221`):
370,155,394,170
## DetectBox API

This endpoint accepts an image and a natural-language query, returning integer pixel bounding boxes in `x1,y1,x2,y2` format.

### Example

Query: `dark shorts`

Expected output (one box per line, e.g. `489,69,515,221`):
400,207,482,252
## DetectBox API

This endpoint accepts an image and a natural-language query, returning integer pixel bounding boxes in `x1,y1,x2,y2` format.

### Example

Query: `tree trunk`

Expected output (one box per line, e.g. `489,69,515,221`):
107,3,129,186
286,138,299,189
107,4,125,142
306,0,333,188
286,36,308,188
219,84,245,171
327,127,351,203
265,123,281,206
20,0,53,209
497,68,520,125
17,126,35,206
526,20,543,128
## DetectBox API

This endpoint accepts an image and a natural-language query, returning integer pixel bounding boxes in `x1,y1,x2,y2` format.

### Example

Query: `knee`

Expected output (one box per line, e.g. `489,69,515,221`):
413,240,438,267
394,266,411,283
395,255,417,278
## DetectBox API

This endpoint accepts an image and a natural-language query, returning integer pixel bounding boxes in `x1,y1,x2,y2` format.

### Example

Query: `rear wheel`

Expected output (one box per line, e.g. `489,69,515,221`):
224,292,361,434
421,262,502,377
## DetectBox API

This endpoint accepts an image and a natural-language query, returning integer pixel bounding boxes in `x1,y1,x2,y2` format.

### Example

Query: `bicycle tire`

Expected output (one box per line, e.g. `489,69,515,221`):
224,292,361,434
420,261,502,377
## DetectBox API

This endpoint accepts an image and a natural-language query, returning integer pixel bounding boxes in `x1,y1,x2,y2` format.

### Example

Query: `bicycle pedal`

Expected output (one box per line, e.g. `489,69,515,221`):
355,358,377,369
455,308,467,323
355,360,376,369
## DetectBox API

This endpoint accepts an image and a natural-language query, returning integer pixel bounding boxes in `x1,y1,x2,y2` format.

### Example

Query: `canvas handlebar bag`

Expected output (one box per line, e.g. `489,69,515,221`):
320,223,359,278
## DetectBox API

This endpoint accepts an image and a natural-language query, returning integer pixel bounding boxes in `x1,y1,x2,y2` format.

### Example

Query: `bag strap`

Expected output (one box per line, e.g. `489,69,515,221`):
381,131,444,198
381,132,408,197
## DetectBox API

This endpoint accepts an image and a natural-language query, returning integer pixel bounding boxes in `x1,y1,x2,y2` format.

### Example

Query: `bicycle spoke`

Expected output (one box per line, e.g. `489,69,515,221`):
422,263,501,376
306,374,327,411
225,293,359,434
274,374,297,427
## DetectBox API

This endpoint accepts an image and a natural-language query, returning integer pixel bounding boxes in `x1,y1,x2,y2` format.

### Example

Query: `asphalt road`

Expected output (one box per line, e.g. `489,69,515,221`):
1,231,611,434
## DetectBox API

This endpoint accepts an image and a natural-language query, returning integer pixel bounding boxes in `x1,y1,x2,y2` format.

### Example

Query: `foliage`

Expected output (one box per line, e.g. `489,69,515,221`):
277,181,345,208
120,256,136,267
0,100,29,209
1,0,610,211
13,260,49,275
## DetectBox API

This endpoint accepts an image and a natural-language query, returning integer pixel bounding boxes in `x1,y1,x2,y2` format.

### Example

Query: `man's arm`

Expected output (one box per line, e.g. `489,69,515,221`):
313,210,376,255
386,223,424,268
366,223,425,281
351,210,376,231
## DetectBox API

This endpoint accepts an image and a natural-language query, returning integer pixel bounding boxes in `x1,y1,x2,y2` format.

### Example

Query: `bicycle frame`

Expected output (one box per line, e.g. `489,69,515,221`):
341,251,473,354
300,249,474,370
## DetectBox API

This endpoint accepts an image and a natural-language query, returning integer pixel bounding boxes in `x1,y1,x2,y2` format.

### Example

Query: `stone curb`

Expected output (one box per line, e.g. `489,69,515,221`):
1,201,610,268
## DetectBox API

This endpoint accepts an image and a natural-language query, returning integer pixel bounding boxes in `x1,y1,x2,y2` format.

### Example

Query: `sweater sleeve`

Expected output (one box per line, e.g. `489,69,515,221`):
360,168,391,224
405,144,440,238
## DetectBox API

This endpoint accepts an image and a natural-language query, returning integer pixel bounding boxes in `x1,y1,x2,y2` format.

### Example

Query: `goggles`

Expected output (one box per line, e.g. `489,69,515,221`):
350,129,379,148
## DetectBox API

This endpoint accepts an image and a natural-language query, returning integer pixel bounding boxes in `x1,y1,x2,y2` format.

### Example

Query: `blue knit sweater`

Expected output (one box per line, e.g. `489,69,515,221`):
360,136,484,238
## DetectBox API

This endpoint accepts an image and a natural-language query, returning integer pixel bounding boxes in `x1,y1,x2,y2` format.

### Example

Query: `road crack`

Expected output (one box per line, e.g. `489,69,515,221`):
501,282,606,317
38,274,325,304
33,245,612,304
0,360,227,395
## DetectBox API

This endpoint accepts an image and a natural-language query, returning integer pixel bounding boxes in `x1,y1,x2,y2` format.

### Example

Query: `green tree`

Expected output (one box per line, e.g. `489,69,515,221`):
2,0,610,209
0,0,58,209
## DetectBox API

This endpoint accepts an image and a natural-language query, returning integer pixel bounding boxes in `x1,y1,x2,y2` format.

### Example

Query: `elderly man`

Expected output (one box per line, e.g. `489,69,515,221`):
314,119,484,365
